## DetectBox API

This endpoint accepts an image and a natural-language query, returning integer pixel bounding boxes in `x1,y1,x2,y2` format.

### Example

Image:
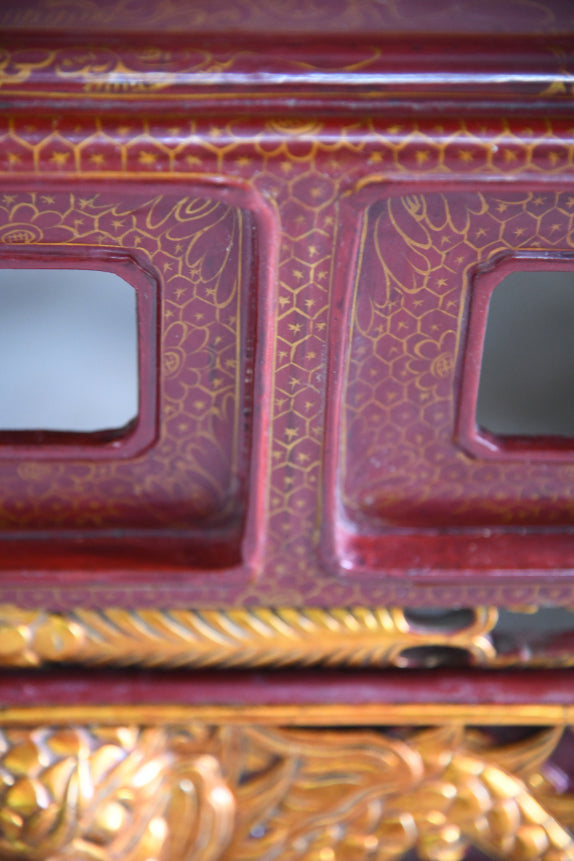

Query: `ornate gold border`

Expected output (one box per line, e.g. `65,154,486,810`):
0,604,499,668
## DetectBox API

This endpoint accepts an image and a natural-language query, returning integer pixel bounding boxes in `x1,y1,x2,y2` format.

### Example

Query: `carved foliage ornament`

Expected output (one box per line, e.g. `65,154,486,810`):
0,720,573,861
0,605,498,668
3,604,574,669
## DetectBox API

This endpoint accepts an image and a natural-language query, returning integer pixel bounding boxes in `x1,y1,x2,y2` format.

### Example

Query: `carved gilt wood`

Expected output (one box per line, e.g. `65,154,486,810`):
1,706,573,861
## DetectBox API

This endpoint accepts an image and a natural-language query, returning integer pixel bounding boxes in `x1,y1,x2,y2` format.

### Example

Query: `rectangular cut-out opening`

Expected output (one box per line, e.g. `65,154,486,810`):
477,270,574,437
0,182,269,584
0,269,138,434
327,189,574,586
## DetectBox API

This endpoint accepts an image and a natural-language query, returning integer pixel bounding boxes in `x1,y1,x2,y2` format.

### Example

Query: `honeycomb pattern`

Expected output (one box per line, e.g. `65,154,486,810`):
0,190,249,530
1,111,574,605
343,190,574,529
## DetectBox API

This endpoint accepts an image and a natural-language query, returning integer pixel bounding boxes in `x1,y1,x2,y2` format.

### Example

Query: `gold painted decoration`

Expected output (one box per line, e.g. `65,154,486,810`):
0,605,498,668
0,710,573,861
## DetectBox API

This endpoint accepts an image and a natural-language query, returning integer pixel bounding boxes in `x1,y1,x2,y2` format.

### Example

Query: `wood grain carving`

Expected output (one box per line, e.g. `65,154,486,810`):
0,714,573,861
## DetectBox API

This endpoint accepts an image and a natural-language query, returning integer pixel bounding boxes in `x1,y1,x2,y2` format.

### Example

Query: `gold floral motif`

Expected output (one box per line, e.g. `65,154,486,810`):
0,605,498,668
0,724,234,861
0,712,572,861
225,724,574,861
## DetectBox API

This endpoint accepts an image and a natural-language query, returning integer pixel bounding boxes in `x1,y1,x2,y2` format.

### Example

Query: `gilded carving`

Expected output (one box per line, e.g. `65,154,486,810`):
0,724,234,861
0,605,498,668
4,605,574,669
0,712,573,861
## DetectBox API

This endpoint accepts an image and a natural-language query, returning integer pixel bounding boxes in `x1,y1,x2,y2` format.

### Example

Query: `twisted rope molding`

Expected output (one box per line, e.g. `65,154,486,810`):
0,605,498,668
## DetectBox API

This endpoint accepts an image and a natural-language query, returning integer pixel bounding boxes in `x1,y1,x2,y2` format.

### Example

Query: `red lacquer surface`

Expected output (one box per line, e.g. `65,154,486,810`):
1,668,573,708
0,184,274,575
1,1,574,607
324,189,574,575
1,0,573,35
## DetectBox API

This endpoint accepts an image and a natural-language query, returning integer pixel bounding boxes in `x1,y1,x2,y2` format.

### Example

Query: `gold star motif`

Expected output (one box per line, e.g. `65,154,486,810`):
138,151,157,166
49,151,70,166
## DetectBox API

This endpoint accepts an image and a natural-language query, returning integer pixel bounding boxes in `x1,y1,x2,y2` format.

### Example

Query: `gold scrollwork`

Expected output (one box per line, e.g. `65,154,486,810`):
0,605,498,669
0,711,573,861
0,724,234,861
